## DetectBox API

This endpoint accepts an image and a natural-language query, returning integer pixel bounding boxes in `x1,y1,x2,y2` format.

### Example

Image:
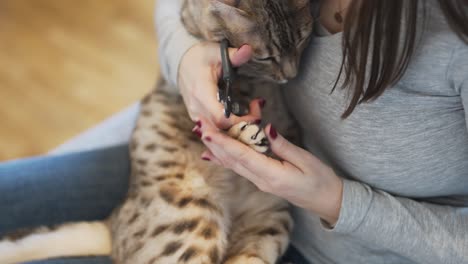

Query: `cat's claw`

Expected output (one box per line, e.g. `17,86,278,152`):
228,122,269,153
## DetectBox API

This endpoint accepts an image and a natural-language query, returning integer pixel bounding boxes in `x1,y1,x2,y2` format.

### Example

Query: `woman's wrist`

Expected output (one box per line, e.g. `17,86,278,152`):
177,42,206,87
310,172,344,227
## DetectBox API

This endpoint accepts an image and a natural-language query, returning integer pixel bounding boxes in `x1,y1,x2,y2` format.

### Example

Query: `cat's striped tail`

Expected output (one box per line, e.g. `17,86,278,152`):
0,221,111,264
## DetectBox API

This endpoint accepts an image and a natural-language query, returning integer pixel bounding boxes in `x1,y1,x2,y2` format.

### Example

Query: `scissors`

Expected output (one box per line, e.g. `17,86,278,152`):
218,39,235,118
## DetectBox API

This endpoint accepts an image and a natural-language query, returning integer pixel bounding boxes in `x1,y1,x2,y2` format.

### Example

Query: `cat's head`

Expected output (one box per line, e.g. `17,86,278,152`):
210,0,313,83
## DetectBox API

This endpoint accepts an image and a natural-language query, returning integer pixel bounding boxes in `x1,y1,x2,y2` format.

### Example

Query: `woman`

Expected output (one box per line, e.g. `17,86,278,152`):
158,0,468,263
0,0,466,263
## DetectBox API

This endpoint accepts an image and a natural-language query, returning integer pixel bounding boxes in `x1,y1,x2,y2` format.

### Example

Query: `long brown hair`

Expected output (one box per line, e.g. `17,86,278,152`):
337,0,468,118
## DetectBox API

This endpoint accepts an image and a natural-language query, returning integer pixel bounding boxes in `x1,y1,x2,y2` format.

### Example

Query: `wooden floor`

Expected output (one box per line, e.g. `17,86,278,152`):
0,0,159,161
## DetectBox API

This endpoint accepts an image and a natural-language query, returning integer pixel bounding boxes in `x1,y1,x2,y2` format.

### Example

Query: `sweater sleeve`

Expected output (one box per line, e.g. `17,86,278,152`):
323,43,468,264
451,43,468,131
155,0,200,86
326,179,468,264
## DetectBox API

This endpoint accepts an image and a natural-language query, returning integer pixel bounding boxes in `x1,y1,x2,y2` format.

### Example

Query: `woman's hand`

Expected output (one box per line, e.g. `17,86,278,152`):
197,123,344,226
178,42,263,130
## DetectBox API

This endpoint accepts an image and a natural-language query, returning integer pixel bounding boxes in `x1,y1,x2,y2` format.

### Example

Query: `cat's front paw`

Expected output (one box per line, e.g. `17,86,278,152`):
227,122,269,153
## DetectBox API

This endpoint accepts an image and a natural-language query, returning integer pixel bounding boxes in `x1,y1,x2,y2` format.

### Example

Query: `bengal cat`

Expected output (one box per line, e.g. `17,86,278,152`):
0,1,313,263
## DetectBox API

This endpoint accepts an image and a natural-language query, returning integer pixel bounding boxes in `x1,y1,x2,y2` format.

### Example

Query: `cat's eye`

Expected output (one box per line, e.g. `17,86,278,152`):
255,56,275,62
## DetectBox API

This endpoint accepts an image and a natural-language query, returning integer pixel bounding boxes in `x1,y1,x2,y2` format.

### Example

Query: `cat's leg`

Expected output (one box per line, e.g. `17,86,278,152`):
0,144,129,263
223,183,293,264
0,222,111,264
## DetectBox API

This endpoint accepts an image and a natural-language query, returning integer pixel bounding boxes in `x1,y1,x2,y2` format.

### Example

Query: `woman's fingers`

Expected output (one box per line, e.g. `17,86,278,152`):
188,44,258,130
201,134,272,189
201,148,267,189
202,131,284,176
205,43,252,67
247,98,263,120
227,45,253,67
196,122,311,178
179,42,255,131
200,100,261,130
195,91,263,130
221,97,264,127
201,150,222,165
265,124,315,172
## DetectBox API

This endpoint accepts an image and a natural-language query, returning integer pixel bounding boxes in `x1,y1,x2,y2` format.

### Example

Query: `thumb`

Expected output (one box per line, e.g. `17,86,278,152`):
228,44,253,67
266,124,312,170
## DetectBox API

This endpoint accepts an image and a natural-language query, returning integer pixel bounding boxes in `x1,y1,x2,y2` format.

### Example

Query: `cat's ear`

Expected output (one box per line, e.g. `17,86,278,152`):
209,0,255,30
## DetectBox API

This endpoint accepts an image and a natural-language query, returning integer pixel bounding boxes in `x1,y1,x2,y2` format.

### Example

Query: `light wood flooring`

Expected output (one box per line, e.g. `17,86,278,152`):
0,0,159,160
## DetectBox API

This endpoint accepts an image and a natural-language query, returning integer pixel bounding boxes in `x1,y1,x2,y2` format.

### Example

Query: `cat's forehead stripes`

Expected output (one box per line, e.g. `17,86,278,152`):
263,1,300,55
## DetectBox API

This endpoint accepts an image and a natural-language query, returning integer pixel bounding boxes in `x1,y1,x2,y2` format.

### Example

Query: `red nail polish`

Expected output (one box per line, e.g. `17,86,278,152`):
196,120,202,128
254,119,262,125
202,157,211,161
269,126,278,139
204,136,212,142
193,129,202,138
258,98,266,108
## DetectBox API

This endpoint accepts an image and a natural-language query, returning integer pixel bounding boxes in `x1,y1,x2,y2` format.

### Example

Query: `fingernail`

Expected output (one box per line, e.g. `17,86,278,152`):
204,136,212,142
238,44,248,51
258,98,266,108
195,120,202,128
202,157,211,161
193,129,202,138
254,119,262,125
269,125,278,140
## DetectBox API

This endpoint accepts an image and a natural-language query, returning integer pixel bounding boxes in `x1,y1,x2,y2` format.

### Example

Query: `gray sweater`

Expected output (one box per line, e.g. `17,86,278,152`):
155,1,468,263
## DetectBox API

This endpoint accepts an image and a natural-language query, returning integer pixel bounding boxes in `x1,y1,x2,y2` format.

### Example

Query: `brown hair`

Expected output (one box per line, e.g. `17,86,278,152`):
336,0,468,118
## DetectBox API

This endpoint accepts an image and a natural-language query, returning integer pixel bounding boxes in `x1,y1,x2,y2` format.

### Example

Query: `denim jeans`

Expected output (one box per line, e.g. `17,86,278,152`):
0,145,309,264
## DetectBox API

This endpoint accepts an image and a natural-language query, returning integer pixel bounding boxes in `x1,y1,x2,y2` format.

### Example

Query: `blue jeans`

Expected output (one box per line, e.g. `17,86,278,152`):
0,145,309,264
